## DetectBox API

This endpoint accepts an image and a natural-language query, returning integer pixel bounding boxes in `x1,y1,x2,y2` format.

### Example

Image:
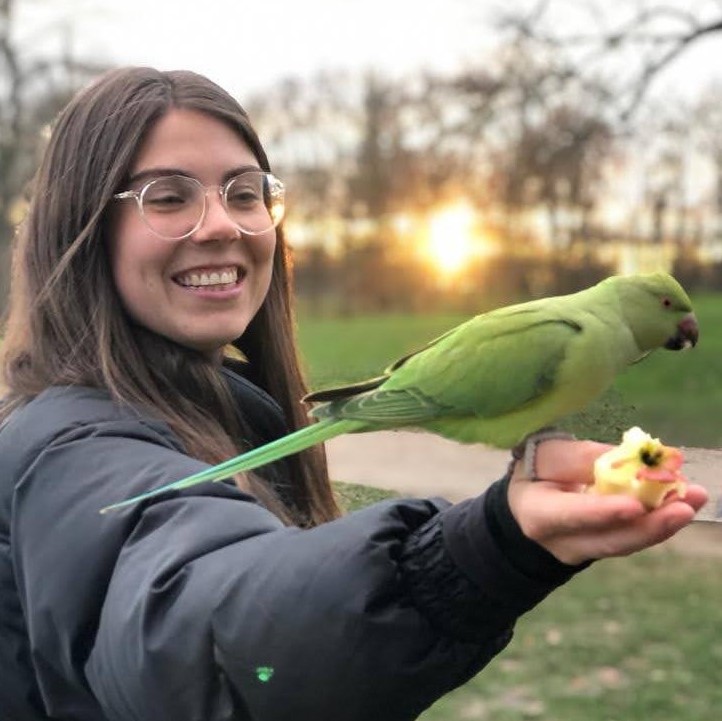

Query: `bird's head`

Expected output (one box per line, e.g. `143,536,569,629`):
609,272,699,353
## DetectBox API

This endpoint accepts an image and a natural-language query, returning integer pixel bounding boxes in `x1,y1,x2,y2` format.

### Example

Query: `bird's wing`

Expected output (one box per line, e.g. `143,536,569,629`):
311,310,582,425
311,385,451,424
382,309,583,418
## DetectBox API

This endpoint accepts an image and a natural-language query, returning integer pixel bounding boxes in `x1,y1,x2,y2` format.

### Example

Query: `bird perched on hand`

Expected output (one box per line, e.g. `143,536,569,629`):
102,272,699,512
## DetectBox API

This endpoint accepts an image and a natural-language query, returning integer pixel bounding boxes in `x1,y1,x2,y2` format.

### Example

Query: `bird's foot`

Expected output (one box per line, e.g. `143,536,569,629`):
511,428,577,481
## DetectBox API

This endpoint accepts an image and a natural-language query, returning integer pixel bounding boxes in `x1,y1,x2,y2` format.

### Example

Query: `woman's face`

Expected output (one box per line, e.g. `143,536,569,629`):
109,108,276,355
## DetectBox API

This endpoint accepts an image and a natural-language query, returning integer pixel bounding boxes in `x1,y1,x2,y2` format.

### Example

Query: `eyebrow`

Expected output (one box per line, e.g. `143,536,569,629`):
126,164,263,186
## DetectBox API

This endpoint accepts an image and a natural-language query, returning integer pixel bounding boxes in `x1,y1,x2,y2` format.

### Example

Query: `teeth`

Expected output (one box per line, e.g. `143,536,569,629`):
177,268,238,287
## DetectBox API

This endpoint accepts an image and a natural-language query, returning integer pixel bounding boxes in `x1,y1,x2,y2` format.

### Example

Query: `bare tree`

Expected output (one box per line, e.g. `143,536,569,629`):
243,27,641,307
497,0,722,120
687,85,722,249
245,70,363,223
693,86,722,214
0,0,107,257
412,36,616,250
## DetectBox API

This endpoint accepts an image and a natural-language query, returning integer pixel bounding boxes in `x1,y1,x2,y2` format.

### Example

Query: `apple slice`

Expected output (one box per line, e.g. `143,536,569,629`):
591,427,687,510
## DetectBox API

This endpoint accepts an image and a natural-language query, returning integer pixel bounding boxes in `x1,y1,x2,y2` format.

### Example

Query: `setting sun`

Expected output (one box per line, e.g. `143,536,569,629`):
425,201,477,276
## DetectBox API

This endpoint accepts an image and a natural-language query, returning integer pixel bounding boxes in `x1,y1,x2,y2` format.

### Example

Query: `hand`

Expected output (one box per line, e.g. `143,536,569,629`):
507,439,709,565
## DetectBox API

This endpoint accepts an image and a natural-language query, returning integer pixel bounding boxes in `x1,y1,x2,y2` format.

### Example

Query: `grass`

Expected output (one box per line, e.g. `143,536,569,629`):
297,312,467,389
420,550,722,721
334,481,399,512
297,293,722,447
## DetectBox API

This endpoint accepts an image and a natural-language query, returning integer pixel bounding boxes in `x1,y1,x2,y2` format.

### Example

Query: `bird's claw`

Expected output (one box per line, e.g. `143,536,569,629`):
512,429,577,481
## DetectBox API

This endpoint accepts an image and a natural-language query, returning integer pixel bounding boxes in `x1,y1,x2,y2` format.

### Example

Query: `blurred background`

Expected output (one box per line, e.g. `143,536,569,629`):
4,4,722,720
7,0,722,312
5,0,722,439
6,0,722,446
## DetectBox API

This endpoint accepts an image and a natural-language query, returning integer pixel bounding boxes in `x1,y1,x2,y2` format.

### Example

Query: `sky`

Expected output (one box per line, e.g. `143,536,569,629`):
12,0,722,104
14,0,499,99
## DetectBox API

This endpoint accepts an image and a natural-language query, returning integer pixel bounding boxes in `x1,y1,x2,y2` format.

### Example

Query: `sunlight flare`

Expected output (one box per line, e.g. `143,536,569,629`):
425,201,478,276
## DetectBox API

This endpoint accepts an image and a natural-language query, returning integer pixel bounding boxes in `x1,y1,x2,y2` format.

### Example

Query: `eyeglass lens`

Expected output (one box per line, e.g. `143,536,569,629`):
139,171,284,239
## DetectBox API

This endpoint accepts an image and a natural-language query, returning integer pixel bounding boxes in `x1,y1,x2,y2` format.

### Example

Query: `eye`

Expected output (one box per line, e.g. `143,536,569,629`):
227,188,260,206
661,297,672,308
226,176,263,207
143,177,195,210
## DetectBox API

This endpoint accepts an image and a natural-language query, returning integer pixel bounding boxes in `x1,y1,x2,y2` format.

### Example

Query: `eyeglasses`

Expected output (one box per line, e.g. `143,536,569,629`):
113,170,285,240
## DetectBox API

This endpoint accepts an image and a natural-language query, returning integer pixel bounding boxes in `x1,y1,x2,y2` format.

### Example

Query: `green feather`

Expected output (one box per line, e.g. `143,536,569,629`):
100,418,363,513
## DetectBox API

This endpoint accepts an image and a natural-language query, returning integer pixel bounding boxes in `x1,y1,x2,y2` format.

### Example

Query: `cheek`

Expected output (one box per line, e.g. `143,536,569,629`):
253,228,277,260
252,232,277,287
110,253,147,324
107,221,132,304
263,237,277,274
109,238,137,300
108,221,167,315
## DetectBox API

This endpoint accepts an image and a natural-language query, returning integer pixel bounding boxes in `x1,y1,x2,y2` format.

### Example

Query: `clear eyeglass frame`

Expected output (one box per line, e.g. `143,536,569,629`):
112,170,285,240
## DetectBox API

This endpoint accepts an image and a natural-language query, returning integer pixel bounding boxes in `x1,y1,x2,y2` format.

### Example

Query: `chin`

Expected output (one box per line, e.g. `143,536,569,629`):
188,329,250,356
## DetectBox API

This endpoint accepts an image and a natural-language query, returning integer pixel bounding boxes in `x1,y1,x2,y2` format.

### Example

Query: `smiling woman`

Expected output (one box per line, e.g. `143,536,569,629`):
109,108,277,355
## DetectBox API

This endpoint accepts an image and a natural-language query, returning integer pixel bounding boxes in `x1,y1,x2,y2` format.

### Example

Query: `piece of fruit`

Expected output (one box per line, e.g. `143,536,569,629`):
591,426,687,509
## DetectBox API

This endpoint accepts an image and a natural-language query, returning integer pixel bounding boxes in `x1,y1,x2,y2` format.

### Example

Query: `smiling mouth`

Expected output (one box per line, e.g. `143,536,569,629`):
173,266,244,290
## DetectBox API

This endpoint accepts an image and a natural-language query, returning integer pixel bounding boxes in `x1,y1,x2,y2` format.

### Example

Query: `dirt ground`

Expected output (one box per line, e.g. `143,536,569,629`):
325,430,722,556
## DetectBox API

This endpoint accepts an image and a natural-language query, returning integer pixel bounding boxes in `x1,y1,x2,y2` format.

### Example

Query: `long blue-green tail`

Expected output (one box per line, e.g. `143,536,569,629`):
100,418,364,513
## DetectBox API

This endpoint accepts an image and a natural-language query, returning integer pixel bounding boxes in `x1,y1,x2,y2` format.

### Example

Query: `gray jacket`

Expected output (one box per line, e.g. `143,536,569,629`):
0,369,577,720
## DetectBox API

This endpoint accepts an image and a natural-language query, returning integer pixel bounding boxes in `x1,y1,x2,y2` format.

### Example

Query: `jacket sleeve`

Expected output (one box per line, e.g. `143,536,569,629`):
11,420,577,721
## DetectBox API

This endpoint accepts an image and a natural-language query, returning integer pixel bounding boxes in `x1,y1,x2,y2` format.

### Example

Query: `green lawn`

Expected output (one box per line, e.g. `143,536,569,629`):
420,549,722,721
297,293,722,447
297,312,467,389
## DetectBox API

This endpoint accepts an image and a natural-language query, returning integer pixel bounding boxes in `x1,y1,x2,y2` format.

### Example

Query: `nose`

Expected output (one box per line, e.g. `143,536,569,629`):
189,188,239,243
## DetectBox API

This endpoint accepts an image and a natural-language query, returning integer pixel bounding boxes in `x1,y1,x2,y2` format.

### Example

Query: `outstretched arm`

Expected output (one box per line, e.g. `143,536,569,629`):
11,420,573,721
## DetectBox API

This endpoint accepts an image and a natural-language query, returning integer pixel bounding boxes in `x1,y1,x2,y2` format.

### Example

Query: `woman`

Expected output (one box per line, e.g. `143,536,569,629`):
0,67,707,721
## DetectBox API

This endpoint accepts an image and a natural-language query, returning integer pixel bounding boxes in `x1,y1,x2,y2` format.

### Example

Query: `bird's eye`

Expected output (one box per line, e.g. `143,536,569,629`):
661,297,672,308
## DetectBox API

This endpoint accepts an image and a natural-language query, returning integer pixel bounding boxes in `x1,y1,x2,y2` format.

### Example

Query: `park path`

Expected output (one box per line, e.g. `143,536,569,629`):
325,431,722,556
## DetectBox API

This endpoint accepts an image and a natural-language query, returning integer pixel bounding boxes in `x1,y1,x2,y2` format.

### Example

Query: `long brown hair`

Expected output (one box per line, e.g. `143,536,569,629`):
0,67,340,525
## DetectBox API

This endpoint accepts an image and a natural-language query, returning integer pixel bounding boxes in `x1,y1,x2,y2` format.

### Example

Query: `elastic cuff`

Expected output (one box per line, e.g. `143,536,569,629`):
401,510,517,645
440,473,591,618
484,471,591,585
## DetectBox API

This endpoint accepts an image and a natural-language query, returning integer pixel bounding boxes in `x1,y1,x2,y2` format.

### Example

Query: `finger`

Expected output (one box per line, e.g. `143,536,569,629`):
557,499,699,562
533,440,611,485
525,481,708,537
673,483,709,513
512,483,648,542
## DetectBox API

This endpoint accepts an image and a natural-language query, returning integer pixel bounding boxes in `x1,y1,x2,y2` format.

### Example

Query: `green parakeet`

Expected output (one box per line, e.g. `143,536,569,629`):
102,272,698,513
